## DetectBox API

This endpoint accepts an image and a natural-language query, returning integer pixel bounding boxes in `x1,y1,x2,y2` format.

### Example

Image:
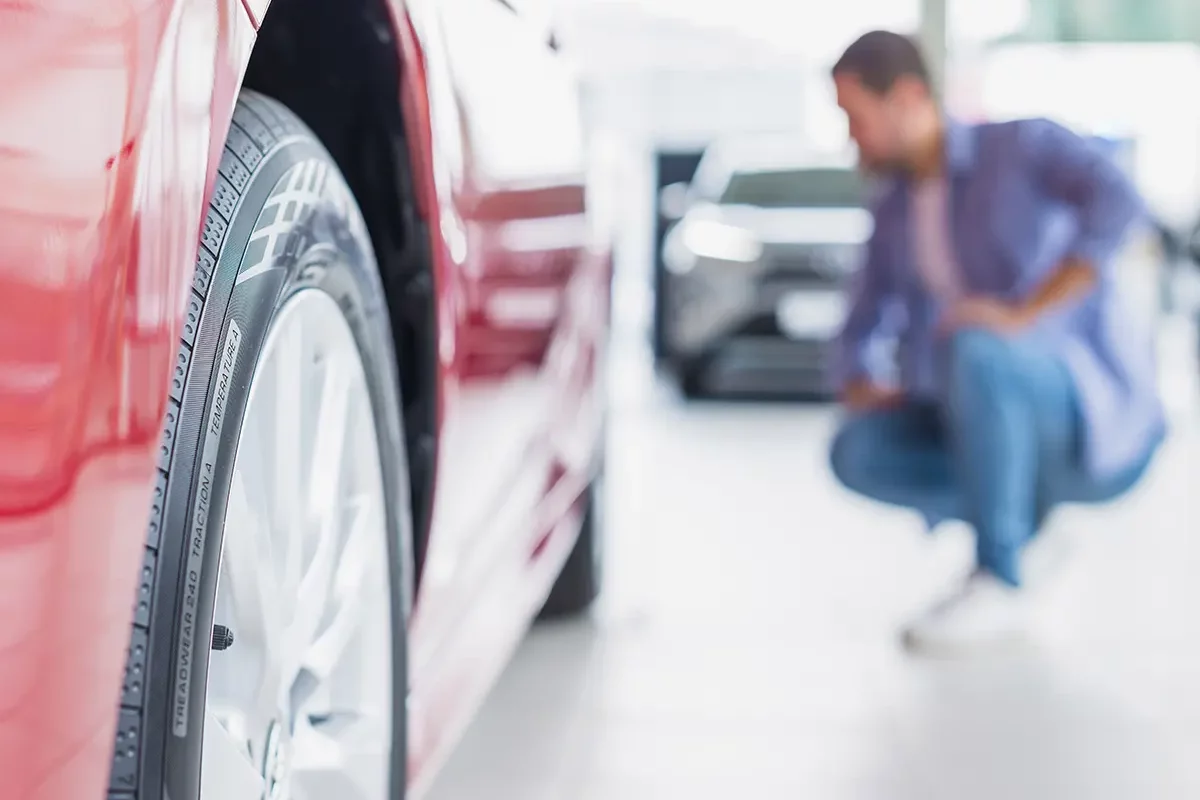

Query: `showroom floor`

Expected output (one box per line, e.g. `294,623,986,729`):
425,317,1200,800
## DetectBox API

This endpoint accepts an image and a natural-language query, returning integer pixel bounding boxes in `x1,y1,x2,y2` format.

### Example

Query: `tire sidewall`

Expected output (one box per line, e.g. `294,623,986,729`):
149,129,409,799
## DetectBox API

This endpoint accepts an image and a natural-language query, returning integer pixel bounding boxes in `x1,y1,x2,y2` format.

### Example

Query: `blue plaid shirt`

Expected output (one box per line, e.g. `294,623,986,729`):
834,118,1165,479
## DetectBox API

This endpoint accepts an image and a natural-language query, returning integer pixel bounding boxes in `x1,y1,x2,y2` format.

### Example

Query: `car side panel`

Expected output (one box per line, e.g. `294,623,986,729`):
0,1,253,797
390,0,611,792
406,0,590,679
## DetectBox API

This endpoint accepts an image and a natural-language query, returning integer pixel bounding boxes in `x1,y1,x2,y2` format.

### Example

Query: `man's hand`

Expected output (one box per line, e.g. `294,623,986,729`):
940,259,1098,337
842,377,903,413
938,296,1033,337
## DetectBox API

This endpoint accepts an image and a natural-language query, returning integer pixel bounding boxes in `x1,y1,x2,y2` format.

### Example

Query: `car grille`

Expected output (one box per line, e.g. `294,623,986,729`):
763,249,852,282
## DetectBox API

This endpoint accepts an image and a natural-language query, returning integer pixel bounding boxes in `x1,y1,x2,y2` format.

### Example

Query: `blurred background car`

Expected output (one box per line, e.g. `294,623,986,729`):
654,138,868,398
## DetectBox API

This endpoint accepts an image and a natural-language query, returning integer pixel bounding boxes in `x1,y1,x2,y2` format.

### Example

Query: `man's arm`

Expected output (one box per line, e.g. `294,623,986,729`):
832,202,898,394
1020,119,1146,315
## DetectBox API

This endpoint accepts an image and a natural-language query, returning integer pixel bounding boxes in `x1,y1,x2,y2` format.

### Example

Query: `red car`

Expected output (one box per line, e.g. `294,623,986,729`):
0,1,613,798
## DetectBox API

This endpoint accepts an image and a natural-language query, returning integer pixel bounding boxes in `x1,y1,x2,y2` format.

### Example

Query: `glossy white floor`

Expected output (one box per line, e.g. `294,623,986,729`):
425,313,1200,800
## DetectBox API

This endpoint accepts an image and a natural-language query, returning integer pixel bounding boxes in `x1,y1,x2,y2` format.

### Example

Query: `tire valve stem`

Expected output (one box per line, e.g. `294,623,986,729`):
212,624,235,652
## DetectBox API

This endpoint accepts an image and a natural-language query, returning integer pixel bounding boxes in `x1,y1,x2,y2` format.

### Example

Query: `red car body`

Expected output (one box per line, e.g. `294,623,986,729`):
0,0,612,797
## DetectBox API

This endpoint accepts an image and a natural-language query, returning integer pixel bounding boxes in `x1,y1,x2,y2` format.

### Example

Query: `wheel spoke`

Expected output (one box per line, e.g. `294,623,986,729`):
301,496,383,685
284,512,340,693
272,321,306,599
222,464,283,668
307,354,353,521
283,356,354,685
200,712,267,800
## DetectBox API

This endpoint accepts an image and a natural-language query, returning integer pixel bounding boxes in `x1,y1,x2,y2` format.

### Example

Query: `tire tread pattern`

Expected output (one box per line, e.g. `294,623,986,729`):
106,92,310,800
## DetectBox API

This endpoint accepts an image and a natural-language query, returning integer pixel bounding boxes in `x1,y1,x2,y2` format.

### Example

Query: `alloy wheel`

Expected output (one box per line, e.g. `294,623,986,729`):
200,289,393,800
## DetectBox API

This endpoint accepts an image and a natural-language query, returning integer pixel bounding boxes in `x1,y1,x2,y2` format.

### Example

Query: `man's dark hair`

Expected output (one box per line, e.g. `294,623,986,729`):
831,30,930,94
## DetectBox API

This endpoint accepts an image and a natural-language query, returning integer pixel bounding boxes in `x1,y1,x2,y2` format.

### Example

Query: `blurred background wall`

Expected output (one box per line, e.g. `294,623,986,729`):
536,0,1200,340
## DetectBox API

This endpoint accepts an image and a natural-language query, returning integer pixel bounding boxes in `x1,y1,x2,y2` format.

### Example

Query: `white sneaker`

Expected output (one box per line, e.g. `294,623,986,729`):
902,571,1030,656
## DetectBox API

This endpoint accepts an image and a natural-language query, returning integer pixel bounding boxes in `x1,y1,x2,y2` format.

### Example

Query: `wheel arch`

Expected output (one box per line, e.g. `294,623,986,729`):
238,0,440,585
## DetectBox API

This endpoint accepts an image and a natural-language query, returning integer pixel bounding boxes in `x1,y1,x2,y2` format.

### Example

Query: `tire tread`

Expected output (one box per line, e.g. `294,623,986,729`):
107,92,310,800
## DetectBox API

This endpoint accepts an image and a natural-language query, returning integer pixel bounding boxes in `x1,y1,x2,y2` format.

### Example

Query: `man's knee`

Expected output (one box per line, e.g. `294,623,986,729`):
948,326,1018,391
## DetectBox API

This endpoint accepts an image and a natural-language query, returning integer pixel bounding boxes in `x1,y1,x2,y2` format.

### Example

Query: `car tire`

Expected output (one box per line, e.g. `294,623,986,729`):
109,92,410,800
538,468,606,619
676,355,711,400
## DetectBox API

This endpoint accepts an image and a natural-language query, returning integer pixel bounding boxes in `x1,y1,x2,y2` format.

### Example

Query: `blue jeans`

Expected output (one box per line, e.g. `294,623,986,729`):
829,329,1158,586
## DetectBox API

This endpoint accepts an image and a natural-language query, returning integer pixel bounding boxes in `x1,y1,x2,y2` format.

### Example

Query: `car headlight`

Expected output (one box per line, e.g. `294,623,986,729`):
679,220,763,265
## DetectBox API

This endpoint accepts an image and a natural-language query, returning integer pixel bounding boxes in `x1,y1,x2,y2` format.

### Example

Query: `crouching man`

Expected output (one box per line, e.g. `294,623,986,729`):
827,31,1165,654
